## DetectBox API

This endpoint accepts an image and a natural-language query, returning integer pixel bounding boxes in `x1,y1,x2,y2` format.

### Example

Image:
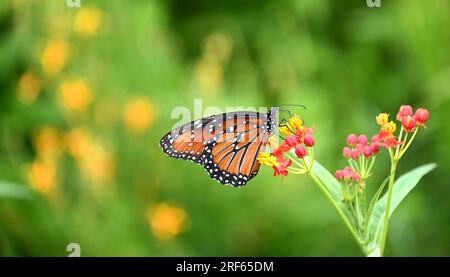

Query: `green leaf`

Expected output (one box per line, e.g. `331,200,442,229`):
0,181,34,199
310,159,356,227
310,159,343,201
364,175,390,230
367,163,436,244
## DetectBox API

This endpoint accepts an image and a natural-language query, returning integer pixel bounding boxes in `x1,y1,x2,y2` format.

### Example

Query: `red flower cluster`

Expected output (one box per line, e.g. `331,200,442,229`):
272,153,292,176
335,104,430,186
343,134,379,160
271,132,315,175
374,105,430,149
277,131,314,157
258,115,316,177
335,167,361,183
396,105,429,133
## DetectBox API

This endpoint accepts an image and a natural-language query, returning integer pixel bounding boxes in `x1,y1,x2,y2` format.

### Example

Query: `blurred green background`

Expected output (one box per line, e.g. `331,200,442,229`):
0,0,449,256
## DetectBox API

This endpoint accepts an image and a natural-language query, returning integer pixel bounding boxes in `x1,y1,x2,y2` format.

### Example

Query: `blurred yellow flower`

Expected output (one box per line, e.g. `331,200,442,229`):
64,128,115,185
40,39,69,75
204,32,233,63
58,79,94,112
149,203,187,240
74,7,103,37
194,32,232,95
17,71,42,104
79,146,115,185
195,58,223,94
28,159,57,195
33,126,62,159
65,128,94,159
123,98,156,133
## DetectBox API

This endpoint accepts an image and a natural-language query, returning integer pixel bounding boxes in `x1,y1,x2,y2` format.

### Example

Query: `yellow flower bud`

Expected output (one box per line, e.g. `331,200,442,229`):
289,115,303,129
257,152,278,167
376,113,389,126
381,121,397,135
279,125,293,137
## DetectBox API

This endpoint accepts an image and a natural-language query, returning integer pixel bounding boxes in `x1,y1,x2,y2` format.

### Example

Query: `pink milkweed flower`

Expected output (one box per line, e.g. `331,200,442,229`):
362,146,373,158
285,135,298,147
295,127,314,139
335,170,344,180
351,149,361,160
402,115,416,133
343,166,354,180
303,135,315,147
370,144,380,155
371,134,379,144
343,167,351,178
336,166,361,183
354,143,364,152
343,147,352,158
347,134,358,146
396,105,413,121
358,135,368,146
351,171,361,182
279,141,293,153
295,144,307,159
382,135,401,149
414,108,429,126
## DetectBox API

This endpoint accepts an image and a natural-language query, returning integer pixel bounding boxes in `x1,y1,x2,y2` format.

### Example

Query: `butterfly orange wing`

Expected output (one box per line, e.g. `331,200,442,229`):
160,109,277,186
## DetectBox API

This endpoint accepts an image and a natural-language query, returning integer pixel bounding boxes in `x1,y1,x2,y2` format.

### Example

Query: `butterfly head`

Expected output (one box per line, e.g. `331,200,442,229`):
268,107,279,134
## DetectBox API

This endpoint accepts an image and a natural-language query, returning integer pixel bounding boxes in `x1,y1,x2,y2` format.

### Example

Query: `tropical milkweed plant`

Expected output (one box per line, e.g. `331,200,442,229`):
257,105,434,257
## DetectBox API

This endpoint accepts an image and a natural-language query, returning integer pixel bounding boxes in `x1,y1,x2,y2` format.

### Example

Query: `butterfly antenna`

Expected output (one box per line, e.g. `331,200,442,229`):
277,104,307,110
279,108,292,119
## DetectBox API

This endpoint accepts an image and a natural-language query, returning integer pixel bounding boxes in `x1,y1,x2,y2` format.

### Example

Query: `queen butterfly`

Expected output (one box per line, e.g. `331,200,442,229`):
159,107,279,187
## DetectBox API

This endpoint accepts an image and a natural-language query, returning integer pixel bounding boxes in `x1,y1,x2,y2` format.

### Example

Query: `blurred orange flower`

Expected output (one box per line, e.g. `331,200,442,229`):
149,203,188,240
64,128,115,185
123,98,156,133
79,146,115,186
27,159,57,195
65,128,94,159
74,7,103,37
58,79,94,113
17,71,42,104
33,126,62,160
40,39,69,75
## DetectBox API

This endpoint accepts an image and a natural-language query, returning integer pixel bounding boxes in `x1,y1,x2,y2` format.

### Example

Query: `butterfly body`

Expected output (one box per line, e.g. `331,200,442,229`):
160,107,278,187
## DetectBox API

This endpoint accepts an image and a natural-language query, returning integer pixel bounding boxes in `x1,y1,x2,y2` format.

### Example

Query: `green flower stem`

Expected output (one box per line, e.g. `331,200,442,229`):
366,156,376,178
394,127,404,158
348,159,357,172
307,170,366,255
378,158,398,256
287,167,307,174
285,152,306,168
308,147,314,169
398,128,418,160
362,157,367,176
